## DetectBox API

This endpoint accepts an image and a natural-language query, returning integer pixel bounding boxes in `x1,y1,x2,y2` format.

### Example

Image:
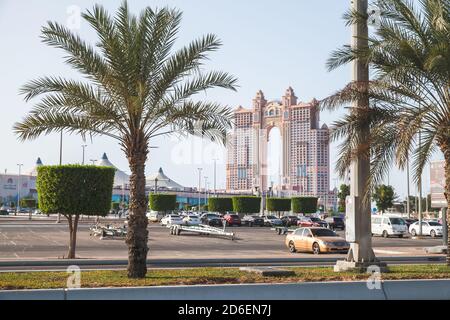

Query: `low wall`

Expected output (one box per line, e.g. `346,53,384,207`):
1,279,450,300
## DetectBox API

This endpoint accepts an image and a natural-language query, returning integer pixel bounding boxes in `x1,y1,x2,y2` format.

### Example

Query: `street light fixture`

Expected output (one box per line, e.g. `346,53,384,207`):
90,159,97,165
212,158,218,196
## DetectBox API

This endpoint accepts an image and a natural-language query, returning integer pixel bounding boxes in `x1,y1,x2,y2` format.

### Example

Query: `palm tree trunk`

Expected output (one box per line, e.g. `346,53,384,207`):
67,214,79,259
438,137,450,265
125,141,149,278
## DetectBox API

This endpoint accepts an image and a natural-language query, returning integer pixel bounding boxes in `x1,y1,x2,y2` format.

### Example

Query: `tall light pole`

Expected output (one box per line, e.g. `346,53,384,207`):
406,154,411,218
204,176,208,207
213,158,218,196
335,0,386,272
197,168,203,214
16,164,23,216
81,144,87,165
56,130,63,223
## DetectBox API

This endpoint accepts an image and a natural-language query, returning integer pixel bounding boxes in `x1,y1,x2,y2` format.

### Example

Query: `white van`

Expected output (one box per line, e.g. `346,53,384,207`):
371,216,408,238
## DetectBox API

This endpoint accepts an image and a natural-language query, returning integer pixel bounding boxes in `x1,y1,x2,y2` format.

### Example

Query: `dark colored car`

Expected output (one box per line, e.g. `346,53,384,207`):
309,217,328,228
325,217,345,230
223,214,242,226
200,213,223,227
281,215,299,227
242,215,265,227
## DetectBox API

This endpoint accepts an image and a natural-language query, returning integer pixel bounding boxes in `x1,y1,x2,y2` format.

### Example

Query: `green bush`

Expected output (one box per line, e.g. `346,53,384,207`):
111,202,120,210
36,165,115,258
208,198,233,213
291,197,318,214
149,194,177,212
266,198,291,212
37,165,115,216
232,196,261,214
20,198,37,209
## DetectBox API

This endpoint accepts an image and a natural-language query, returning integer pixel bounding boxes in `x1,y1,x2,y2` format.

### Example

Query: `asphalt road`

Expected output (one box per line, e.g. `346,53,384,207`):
0,219,444,262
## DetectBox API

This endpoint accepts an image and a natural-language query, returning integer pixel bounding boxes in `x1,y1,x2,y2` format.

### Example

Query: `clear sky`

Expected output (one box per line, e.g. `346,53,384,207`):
0,0,439,199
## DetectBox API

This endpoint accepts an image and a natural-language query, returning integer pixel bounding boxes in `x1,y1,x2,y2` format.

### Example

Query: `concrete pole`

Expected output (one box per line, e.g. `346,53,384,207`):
56,130,63,224
81,144,87,165
406,155,411,218
335,0,385,272
197,168,202,215
443,208,448,247
17,164,23,216
213,158,218,196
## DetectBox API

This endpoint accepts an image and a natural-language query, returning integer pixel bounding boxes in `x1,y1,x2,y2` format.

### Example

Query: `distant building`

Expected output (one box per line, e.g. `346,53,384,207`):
0,158,43,206
226,87,330,198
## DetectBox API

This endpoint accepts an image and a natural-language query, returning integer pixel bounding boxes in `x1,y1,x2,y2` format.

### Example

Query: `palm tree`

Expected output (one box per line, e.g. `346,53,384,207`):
14,1,238,278
321,0,449,262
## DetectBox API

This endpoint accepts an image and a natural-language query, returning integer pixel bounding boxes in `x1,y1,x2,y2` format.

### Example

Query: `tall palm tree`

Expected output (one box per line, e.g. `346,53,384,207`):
321,0,449,262
14,1,238,278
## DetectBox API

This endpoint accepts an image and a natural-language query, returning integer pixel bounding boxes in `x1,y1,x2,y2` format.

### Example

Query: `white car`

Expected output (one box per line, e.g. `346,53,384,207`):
371,216,408,238
146,211,164,222
160,214,183,226
263,215,283,226
182,214,200,226
409,221,443,238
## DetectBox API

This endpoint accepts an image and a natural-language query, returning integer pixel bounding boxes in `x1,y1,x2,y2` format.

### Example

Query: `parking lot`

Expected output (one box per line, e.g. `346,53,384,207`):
0,218,444,260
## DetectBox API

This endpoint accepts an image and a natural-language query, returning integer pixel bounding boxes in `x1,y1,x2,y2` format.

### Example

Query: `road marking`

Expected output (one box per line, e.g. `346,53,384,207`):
374,249,404,255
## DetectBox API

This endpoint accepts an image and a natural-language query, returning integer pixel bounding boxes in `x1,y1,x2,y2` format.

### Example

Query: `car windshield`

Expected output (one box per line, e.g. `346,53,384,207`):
230,215,239,218
334,217,343,222
390,218,405,225
251,215,260,218
310,217,320,221
267,216,277,219
311,229,338,237
429,222,442,226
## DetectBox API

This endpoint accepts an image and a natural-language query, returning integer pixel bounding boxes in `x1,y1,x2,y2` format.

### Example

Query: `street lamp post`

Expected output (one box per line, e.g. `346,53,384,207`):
197,168,203,215
16,164,23,217
81,144,87,165
90,159,97,165
204,177,208,208
334,0,386,272
213,158,218,196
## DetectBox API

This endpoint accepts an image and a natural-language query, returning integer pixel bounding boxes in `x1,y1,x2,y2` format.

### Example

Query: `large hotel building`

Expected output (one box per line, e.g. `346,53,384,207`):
226,87,330,199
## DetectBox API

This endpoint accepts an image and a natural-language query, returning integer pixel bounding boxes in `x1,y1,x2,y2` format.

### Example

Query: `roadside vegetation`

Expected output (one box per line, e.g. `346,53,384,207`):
1,265,450,290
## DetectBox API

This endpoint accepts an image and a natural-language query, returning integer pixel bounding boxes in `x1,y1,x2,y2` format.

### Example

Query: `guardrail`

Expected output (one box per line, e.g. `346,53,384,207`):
1,279,450,300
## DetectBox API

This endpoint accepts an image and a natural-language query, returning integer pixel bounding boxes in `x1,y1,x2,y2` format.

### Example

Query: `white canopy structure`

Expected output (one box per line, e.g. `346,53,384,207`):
146,167,184,191
27,157,43,176
97,153,130,186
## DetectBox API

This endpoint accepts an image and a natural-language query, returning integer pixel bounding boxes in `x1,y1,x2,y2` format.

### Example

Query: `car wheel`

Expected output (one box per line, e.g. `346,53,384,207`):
312,242,321,255
411,229,417,237
382,230,389,238
288,241,296,253
430,230,436,238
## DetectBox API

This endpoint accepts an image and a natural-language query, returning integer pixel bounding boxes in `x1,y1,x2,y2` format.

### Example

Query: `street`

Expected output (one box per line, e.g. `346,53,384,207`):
0,218,444,261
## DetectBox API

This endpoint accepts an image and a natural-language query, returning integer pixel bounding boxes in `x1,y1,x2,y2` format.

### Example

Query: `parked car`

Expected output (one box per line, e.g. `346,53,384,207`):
371,216,408,238
280,215,299,227
409,221,443,238
242,215,265,227
325,216,346,230
0,209,8,216
146,211,164,222
262,215,283,227
223,214,242,226
160,214,183,226
200,213,223,227
309,217,328,228
182,214,201,226
285,227,349,254
297,216,314,227
403,218,418,229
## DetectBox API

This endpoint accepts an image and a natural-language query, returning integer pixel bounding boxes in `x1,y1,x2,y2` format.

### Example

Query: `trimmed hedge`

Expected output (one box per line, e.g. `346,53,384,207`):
292,197,318,214
20,198,37,208
266,198,291,212
232,196,261,214
208,197,233,213
37,165,115,216
149,194,177,212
